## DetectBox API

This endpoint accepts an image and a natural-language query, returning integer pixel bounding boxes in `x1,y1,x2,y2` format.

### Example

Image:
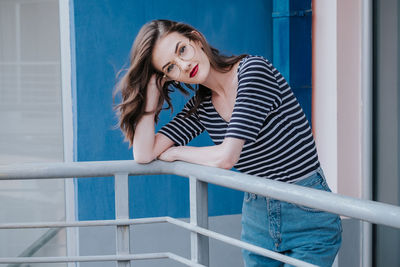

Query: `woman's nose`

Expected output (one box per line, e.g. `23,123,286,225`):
176,58,191,72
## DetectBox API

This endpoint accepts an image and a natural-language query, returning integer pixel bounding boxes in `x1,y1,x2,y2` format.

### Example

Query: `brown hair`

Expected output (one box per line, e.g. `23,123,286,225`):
113,19,246,147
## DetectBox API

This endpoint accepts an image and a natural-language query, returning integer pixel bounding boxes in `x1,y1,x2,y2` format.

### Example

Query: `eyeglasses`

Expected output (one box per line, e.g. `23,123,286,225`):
162,42,195,79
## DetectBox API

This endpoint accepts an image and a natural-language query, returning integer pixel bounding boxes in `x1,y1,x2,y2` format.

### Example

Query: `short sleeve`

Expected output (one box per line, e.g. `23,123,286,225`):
158,97,205,146
225,56,282,143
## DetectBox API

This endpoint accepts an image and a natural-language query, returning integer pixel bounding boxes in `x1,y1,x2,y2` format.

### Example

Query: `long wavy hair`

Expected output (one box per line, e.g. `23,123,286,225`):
113,19,247,147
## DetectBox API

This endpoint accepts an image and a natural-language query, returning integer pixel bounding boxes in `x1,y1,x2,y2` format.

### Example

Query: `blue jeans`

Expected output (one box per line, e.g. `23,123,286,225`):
241,168,342,267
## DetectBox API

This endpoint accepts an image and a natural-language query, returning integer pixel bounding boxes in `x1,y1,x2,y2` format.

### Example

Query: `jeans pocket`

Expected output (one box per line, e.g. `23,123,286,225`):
292,172,331,212
337,216,343,233
244,192,256,203
292,203,323,213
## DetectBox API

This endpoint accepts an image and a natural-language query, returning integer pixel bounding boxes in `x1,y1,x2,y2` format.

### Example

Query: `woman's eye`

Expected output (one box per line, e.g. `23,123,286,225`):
179,45,186,56
166,64,175,73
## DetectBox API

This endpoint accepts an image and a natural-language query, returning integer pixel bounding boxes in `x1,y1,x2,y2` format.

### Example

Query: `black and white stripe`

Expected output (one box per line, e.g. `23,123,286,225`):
158,56,320,183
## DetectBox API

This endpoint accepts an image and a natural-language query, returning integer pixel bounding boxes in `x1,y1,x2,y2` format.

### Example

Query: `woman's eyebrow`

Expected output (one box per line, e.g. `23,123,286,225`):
161,41,182,70
174,41,181,54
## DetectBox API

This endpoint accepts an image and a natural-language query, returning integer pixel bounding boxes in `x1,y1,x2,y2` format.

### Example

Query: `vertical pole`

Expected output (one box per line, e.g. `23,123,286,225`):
189,176,209,266
59,0,78,265
115,173,130,267
361,0,373,266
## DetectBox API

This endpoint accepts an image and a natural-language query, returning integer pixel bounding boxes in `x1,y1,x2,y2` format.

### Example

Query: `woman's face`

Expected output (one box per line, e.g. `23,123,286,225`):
152,32,210,84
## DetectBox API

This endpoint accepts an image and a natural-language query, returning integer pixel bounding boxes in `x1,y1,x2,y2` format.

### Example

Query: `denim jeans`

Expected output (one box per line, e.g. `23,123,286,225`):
241,168,342,267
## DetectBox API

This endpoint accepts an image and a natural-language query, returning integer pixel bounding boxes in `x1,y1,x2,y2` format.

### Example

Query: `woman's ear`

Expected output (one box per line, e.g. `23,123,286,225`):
190,30,204,47
162,74,173,83
191,30,202,39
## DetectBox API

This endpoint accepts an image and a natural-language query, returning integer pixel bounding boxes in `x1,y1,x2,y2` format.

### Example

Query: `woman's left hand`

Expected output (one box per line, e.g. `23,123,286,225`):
156,138,244,168
158,146,178,162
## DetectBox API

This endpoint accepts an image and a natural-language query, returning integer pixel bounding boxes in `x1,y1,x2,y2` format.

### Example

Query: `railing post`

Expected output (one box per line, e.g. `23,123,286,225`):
189,176,209,266
115,173,130,267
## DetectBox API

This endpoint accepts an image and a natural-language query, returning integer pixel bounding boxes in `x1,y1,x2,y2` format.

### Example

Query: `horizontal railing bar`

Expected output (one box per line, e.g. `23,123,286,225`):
0,61,60,65
0,215,314,266
0,252,204,266
0,217,169,229
0,160,400,228
166,217,317,267
0,253,168,263
165,252,206,267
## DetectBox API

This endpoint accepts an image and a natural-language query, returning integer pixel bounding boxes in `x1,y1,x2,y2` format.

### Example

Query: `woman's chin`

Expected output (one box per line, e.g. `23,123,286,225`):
192,70,209,84
179,75,206,85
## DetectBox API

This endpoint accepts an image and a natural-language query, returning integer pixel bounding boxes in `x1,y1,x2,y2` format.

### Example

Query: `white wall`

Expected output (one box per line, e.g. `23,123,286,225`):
313,1,366,266
312,0,338,193
337,0,362,198
312,0,363,198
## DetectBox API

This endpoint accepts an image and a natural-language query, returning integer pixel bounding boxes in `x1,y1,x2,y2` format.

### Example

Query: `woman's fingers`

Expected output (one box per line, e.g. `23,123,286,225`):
158,147,177,162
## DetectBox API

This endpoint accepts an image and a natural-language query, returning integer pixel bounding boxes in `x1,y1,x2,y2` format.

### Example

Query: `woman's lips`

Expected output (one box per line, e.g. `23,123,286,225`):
190,64,199,78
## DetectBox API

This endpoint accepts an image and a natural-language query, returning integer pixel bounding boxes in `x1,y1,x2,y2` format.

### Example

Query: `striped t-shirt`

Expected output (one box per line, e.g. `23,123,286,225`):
158,55,320,183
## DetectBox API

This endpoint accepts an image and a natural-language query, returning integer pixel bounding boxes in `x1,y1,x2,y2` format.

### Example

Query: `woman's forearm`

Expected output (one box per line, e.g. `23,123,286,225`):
158,138,245,169
133,75,173,163
133,112,157,163
134,115,174,163
167,145,227,167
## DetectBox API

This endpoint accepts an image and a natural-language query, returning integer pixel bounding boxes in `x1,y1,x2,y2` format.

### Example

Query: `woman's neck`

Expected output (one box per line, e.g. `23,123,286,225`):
201,63,239,97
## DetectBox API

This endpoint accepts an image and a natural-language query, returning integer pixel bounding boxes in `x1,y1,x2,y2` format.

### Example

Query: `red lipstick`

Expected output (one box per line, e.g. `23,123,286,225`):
190,64,199,78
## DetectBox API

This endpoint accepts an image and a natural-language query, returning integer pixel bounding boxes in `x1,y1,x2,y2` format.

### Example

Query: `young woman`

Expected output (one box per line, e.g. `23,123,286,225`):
114,19,342,266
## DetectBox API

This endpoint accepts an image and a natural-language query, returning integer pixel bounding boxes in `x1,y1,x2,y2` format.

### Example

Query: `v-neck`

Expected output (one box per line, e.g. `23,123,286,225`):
207,56,248,124
206,95,229,124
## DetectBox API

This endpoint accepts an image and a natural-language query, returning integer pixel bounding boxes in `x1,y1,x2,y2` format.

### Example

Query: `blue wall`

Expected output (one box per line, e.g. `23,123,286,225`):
272,0,312,122
71,0,309,220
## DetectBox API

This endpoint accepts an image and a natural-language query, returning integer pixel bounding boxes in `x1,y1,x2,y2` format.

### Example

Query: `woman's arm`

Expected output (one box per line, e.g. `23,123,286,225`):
158,137,245,169
133,75,174,163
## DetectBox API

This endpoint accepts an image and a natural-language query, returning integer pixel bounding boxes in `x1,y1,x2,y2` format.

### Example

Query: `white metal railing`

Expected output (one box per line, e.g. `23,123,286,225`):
0,160,400,267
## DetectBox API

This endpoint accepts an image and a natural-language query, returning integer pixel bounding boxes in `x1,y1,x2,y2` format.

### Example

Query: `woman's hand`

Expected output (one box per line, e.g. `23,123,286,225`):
158,146,178,162
156,137,245,169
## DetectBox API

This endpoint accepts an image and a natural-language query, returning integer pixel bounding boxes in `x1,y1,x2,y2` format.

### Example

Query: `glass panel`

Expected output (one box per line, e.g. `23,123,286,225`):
374,0,400,266
0,0,66,265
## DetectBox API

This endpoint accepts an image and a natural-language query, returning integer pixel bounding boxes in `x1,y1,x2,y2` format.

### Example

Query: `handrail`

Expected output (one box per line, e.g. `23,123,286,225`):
0,216,313,267
1,160,400,228
1,160,400,267
0,252,206,266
